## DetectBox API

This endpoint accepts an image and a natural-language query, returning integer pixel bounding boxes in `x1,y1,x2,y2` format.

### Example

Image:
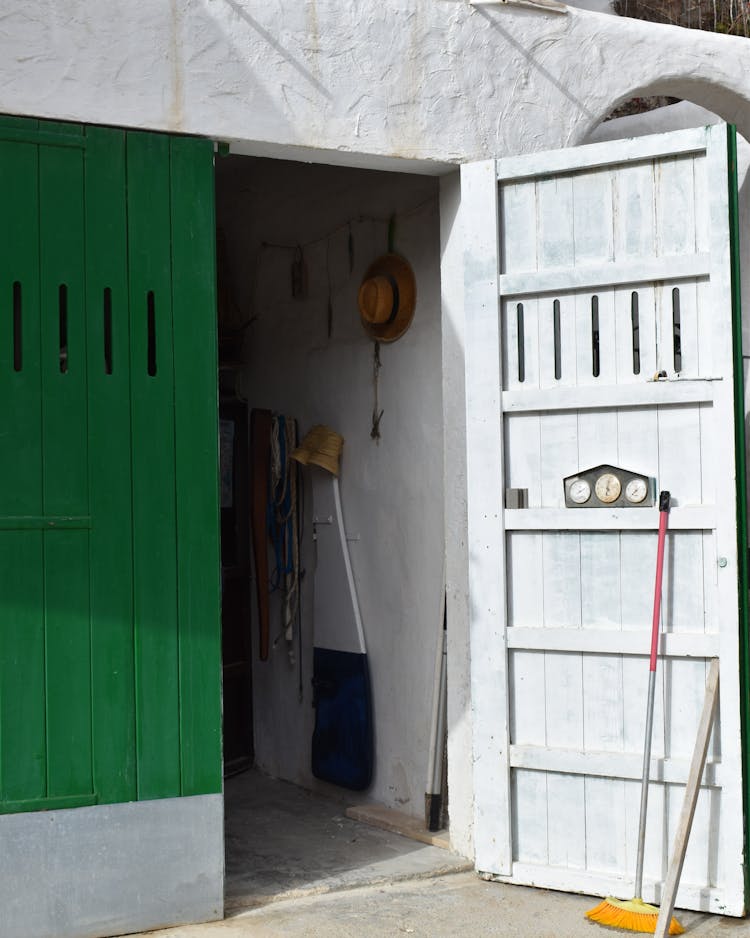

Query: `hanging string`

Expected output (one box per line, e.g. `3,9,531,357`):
326,238,333,339
387,214,396,253
268,414,301,665
260,196,431,255
371,341,383,442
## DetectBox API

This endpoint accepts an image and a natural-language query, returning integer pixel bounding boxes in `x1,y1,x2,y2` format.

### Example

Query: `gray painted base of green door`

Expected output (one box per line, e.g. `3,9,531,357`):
0,793,224,938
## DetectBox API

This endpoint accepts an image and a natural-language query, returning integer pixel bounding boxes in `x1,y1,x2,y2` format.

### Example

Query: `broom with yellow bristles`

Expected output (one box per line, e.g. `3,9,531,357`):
586,492,684,936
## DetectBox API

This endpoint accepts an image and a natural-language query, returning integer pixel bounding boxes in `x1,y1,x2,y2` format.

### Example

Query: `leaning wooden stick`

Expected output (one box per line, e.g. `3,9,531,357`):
655,658,720,938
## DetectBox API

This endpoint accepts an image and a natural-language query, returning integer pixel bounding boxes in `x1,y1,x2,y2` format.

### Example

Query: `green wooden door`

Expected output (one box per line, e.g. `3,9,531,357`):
0,116,221,814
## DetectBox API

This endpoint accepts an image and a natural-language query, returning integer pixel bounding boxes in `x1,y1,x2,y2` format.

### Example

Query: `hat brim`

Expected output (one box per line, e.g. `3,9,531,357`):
291,425,344,477
359,253,416,343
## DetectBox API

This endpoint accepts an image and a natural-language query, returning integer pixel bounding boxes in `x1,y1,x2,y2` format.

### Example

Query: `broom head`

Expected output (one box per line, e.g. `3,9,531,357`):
586,896,684,935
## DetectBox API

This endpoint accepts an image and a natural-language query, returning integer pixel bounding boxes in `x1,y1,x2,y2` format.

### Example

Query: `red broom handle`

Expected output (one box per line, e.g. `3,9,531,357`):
634,489,672,899
649,491,671,671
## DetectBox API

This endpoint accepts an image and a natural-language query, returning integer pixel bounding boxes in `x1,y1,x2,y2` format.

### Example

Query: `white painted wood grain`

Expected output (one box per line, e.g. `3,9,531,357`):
501,379,718,413
613,160,656,262
509,744,723,787
497,862,736,914
504,413,542,631
500,180,537,274
509,651,546,746
505,506,715,530
512,769,549,864
501,298,520,392
499,254,710,298
573,168,614,266
655,155,696,258
660,531,705,636
495,126,709,183
462,159,513,875
547,771,586,868
583,651,624,748
671,281,699,379
537,174,574,270
505,628,719,657
696,278,714,378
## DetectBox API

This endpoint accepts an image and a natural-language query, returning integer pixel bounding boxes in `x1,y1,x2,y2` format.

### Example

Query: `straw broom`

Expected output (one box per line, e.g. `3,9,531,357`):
586,492,684,936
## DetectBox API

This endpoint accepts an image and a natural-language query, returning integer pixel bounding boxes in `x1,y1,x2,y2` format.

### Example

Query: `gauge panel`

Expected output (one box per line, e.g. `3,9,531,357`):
563,464,655,508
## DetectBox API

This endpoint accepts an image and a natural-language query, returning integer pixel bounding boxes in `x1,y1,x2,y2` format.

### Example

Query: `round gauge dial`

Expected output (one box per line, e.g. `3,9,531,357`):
595,472,621,504
569,479,591,505
625,478,648,504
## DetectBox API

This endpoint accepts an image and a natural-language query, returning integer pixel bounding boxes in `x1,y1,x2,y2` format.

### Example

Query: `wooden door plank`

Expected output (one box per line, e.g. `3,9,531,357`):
0,138,46,803
499,179,538,275
170,135,222,797
505,505,714,530
39,138,88,514
496,126,708,182
572,168,614,267
44,531,92,796
537,174,574,271
513,768,548,864
462,159,512,875
0,532,45,801
655,659,720,938
655,155,696,259
38,140,92,798
127,130,181,801
613,161,656,262
502,380,717,412
498,253,710,298
0,139,43,514
85,125,137,804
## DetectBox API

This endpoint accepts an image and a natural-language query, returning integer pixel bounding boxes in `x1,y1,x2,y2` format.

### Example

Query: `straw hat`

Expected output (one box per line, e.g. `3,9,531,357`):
291,425,344,477
358,253,416,343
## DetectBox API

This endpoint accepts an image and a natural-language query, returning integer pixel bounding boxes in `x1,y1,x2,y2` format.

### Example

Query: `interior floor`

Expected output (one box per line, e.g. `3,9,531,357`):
224,770,469,914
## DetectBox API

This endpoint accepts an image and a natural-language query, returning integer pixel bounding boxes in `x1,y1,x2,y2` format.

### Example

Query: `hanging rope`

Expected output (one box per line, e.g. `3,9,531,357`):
268,414,301,665
370,341,383,442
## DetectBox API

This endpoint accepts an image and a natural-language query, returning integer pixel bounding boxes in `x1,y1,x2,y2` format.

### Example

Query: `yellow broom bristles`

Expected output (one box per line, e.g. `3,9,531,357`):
585,896,684,935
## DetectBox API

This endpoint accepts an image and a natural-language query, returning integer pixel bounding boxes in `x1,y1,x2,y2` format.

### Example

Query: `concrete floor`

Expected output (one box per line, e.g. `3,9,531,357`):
223,770,469,912
124,771,750,938
128,873,750,938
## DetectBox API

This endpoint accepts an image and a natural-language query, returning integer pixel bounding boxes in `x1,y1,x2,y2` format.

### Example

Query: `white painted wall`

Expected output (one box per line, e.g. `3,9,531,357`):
216,155,444,820
4,2,750,168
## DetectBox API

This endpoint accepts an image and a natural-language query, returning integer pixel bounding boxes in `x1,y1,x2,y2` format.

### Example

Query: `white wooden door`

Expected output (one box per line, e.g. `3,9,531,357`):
463,124,746,915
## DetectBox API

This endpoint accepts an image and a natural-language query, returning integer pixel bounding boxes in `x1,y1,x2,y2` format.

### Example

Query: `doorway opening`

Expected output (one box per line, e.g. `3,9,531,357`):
213,152,459,911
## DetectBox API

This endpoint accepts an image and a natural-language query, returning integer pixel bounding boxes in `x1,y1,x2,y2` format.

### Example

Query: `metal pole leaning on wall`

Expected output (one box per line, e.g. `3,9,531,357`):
425,574,448,831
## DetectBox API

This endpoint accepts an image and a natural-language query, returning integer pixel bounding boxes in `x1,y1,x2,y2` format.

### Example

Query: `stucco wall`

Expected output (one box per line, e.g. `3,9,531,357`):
215,155,444,817
4,2,750,169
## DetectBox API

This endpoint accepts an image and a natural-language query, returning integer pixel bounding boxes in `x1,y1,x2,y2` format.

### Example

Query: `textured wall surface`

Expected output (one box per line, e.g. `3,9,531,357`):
2,2,750,168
